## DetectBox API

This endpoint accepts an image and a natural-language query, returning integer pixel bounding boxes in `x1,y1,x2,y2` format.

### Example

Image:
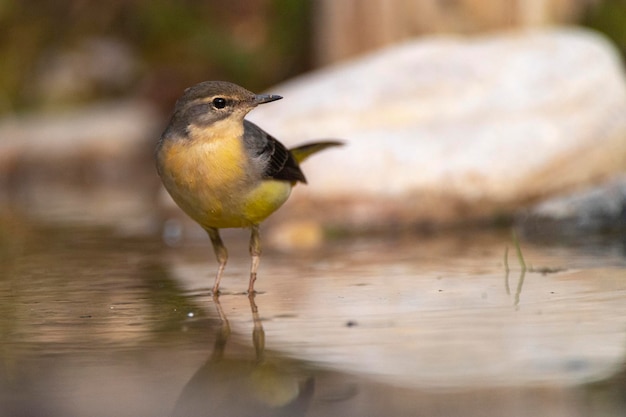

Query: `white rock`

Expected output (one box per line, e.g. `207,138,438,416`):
249,28,626,228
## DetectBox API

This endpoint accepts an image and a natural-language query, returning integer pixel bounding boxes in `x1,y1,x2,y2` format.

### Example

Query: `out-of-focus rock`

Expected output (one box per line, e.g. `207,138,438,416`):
0,100,162,234
266,220,325,252
517,175,626,239
249,28,626,230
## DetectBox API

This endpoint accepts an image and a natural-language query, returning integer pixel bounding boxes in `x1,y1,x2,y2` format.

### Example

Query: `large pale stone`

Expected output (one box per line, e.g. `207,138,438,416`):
249,28,626,229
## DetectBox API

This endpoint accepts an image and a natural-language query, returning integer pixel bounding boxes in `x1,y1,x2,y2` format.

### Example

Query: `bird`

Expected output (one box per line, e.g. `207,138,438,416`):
155,80,341,294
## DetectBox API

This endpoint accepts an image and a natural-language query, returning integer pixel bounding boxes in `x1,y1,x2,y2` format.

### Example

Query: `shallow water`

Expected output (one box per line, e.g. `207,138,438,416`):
1,220,626,417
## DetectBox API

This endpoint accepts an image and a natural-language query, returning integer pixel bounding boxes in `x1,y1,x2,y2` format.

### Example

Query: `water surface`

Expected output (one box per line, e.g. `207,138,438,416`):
1,220,625,416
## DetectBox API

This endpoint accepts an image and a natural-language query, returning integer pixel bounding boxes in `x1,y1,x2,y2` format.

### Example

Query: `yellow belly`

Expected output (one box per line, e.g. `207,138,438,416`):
157,136,292,229
242,180,293,225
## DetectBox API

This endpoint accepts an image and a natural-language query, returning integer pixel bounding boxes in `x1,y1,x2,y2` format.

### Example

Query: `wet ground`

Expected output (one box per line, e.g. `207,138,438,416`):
1,217,626,417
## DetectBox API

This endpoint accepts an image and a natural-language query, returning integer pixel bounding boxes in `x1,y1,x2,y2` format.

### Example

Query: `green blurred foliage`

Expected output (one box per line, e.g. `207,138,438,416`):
1,0,626,114
582,0,626,57
0,0,311,112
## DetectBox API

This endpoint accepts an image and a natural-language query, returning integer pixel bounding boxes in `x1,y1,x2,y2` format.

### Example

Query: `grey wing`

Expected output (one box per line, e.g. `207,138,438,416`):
243,120,307,183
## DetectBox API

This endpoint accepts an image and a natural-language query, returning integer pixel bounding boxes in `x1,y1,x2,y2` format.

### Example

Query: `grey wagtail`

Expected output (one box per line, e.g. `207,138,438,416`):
156,81,341,294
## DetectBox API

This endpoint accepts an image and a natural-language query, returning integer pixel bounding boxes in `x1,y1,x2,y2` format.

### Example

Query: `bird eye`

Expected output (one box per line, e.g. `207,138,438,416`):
212,97,227,109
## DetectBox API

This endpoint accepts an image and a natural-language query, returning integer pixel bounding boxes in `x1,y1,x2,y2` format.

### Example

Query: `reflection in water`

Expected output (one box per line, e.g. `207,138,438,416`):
503,245,526,308
586,365,626,416
172,295,314,417
1,221,626,416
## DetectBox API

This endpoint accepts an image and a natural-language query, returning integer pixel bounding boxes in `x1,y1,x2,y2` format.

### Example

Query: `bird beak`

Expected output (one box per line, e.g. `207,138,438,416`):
254,94,283,105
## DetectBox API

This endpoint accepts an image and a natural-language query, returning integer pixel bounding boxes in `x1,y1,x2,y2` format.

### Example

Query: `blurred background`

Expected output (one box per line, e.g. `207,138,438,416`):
0,0,624,114
1,0,626,236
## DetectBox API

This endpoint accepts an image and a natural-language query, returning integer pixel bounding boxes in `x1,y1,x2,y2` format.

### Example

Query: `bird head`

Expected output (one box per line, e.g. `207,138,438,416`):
173,81,282,128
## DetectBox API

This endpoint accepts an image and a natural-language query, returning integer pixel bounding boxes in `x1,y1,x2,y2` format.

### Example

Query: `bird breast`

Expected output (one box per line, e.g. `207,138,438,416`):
157,121,291,228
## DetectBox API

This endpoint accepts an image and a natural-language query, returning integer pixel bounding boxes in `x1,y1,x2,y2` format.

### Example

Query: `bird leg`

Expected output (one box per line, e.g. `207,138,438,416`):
248,225,261,294
248,295,265,362
206,227,228,294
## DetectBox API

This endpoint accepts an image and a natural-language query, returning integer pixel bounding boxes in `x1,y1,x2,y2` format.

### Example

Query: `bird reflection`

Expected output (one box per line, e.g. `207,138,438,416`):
171,295,314,417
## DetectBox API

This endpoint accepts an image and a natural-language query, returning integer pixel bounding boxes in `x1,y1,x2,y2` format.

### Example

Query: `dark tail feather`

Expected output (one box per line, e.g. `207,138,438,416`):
289,140,343,163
